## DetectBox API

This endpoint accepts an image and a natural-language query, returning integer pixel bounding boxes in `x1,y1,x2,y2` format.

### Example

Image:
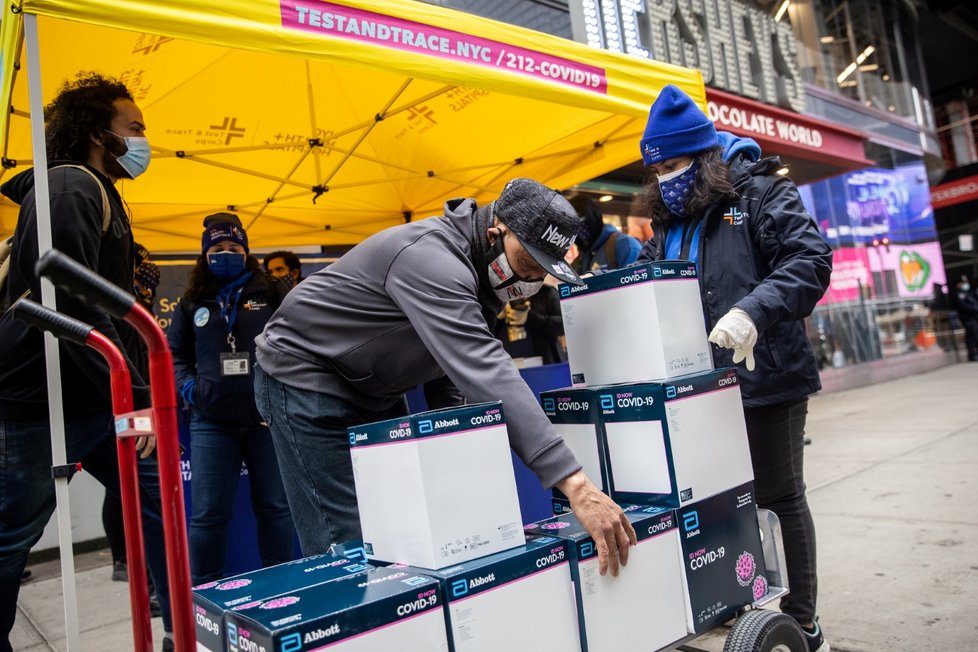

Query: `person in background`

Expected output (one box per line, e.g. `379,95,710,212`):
637,85,832,652
626,215,654,244
263,250,303,289
167,213,295,584
952,274,978,361
254,178,636,577
567,194,642,273
495,280,566,365
0,73,175,652
103,241,163,621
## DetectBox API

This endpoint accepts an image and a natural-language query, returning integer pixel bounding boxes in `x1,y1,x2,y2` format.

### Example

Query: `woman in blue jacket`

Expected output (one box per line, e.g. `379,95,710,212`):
637,86,833,652
167,213,294,584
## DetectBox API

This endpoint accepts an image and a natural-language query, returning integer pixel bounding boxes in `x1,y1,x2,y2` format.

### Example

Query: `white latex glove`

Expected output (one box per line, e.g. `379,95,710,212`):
709,307,757,371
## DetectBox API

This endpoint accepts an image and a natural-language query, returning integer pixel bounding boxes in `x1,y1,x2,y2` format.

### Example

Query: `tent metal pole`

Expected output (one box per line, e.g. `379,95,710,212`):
24,13,82,651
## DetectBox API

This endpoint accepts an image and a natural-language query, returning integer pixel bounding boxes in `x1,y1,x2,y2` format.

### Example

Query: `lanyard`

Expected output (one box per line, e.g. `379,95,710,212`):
679,218,701,261
215,284,246,353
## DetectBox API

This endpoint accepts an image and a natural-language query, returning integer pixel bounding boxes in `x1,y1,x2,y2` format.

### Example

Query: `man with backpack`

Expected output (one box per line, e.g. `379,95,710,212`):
0,73,175,652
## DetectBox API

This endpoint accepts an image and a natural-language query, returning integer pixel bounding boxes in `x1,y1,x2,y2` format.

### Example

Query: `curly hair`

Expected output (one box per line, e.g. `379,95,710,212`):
642,146,736,232
45,72,133,162
184,255,263,303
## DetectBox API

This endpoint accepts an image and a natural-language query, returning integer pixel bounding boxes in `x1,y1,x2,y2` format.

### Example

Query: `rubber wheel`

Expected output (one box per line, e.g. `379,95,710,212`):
723,609,808,652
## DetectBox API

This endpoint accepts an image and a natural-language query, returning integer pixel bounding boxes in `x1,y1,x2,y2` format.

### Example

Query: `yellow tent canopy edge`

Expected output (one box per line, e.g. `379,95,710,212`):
17,0,705,117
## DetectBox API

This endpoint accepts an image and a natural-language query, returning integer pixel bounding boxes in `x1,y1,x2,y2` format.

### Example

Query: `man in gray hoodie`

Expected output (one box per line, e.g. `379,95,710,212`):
255,178,636,575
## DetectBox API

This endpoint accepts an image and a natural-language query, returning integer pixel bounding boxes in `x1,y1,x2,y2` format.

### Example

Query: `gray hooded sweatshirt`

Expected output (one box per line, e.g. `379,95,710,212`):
255,198,580,488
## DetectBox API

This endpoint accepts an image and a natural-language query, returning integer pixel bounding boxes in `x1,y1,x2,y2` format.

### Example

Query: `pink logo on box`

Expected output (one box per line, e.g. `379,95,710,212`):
541,521,572,530
752,575,768,601
260,596,301,609
735,551,756,587
216,579,252,591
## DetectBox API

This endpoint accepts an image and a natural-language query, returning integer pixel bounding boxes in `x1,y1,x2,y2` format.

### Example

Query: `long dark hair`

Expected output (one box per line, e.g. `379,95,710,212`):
45,72,133,162
642,146,736,232
184,255,262,303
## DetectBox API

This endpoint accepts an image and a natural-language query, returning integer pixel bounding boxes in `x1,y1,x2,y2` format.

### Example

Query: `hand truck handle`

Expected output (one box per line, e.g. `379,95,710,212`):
12,297,93,346
36,248,136,319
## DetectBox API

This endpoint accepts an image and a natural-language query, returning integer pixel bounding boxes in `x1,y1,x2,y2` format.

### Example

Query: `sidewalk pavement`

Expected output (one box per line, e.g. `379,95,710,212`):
12,362,978,651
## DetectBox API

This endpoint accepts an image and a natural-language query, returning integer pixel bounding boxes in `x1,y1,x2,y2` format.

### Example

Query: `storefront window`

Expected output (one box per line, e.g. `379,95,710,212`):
788,0,932,129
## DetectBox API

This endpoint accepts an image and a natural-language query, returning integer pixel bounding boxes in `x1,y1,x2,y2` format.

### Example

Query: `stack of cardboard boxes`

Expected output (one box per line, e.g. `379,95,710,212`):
191,260,770,651
544,261,768,637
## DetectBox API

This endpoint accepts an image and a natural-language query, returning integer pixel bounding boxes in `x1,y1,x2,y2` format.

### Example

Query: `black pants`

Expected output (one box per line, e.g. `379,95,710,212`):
963,316,978,361
743,398,817,625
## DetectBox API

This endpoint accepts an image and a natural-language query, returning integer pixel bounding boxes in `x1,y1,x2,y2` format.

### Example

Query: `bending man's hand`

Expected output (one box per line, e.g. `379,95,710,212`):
555,469,637,576
135,434,156,459
708,307,757,371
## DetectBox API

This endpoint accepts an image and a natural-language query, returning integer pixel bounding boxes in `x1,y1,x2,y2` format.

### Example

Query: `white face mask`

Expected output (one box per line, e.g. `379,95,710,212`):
486,234,545,302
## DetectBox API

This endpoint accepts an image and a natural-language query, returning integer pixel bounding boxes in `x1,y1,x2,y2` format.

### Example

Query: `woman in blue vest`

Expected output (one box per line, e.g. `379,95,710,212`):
167,213,294,584
637,85,833,652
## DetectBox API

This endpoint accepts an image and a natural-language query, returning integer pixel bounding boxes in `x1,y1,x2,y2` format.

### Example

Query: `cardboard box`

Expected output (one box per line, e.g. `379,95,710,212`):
394,537,581,652
349,402,524,569
224,566,449,652
597,368,754,508
191,550,370,652
559,261,712,386
526,506,688,652
677,482,767,633
541,386,606,515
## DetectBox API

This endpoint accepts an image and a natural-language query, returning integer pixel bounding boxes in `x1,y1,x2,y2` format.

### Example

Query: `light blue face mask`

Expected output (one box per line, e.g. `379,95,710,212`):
657,161,698,218
105,131,151,179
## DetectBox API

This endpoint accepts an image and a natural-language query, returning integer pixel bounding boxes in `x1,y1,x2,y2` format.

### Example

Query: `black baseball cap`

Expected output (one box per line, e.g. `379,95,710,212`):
493,178,584,286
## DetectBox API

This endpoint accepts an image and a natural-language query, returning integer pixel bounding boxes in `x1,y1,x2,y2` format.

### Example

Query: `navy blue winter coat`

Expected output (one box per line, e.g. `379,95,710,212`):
168,271,288,426
639,140,832,407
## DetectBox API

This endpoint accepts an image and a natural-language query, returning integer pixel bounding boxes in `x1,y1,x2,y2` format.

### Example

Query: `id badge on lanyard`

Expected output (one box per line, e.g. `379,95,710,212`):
218,286,250,376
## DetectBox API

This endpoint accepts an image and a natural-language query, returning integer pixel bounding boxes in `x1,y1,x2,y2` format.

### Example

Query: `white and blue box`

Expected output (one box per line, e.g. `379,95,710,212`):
559,261,712,386
677,482,767,633
394,537,581,652
540,386,606,515
191,550,370,652
526,506,687,652
349,402,524,569
597,368,754,508
224,566,449,652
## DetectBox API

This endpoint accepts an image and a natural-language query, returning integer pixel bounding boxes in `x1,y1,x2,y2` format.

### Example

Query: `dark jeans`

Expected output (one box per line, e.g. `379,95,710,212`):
253,364,407,556
188,415,294,585
743,398,817,625
0,412,172,652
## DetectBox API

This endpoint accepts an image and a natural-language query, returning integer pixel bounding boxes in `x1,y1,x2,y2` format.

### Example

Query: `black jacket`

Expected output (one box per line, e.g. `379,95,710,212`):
168,271,288,426
0,163,147,419
639,154,832,407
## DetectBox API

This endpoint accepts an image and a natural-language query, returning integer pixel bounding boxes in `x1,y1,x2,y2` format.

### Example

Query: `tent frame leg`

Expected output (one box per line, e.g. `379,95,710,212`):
24,13,82,651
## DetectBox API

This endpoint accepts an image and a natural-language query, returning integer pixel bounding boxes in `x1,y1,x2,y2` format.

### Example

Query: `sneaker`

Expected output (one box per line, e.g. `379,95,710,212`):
111,560,128,583
803,619,830,652
161,634,174,652
20,569,32,583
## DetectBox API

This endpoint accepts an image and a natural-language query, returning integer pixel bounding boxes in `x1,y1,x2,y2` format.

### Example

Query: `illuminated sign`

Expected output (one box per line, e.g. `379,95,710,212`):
573,0,805,111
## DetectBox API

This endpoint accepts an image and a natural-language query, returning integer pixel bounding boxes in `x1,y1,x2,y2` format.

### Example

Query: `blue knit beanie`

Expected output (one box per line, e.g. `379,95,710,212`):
201,212,249,253
639,85,718,165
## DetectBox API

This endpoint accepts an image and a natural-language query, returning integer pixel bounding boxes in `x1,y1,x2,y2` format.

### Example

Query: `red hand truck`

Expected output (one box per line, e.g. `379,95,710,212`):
13,248,195,651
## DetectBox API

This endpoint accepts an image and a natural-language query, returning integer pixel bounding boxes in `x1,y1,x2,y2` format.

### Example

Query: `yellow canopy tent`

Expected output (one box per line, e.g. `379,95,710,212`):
0,0,704,252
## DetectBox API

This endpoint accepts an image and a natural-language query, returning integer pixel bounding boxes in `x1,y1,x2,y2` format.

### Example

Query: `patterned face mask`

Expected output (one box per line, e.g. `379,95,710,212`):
657,161,698,218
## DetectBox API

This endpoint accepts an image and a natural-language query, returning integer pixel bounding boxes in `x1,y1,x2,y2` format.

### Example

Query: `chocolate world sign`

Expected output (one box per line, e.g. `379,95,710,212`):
573,0,805,112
